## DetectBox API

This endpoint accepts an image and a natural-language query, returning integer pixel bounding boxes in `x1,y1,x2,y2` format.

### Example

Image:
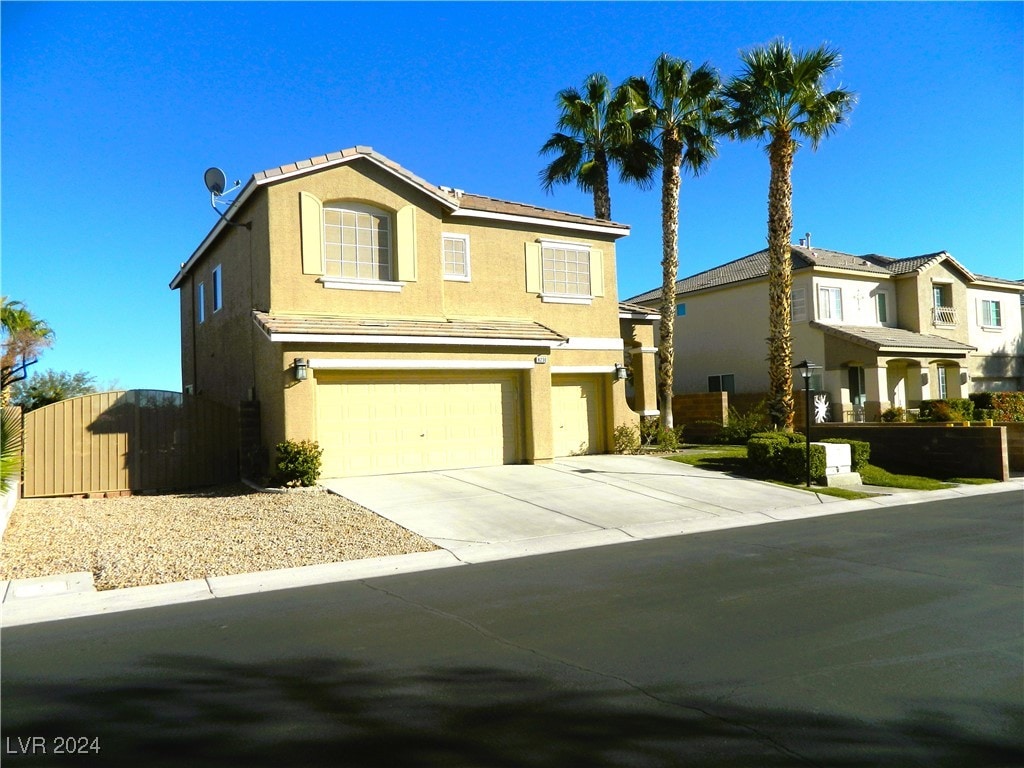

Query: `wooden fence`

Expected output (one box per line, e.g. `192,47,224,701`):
22,390,239,497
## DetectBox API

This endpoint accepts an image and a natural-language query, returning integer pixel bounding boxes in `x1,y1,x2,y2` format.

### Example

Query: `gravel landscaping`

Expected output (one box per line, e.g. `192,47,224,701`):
0,484,437,591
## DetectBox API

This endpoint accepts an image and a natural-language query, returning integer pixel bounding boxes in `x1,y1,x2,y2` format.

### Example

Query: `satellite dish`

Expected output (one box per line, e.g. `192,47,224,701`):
204,167,227,197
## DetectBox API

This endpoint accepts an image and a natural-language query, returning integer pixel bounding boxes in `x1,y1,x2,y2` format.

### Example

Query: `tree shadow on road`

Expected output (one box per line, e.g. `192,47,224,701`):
3,654,1021,767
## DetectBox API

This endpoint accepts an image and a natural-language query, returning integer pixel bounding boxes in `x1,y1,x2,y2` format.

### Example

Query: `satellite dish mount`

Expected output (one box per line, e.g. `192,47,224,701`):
204,167,251,230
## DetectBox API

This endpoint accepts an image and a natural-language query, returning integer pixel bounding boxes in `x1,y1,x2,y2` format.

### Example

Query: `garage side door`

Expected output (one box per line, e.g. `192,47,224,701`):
552,376,603,457
316,372,520,477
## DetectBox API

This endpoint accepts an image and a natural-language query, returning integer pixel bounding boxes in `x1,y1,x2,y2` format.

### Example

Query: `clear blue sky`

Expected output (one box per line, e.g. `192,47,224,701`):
2,1,1021,393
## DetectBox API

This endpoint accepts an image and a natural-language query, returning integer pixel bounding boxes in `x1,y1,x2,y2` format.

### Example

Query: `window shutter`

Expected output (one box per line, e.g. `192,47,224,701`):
589,248,604,297
524,243,541,293
300,192,323,275
394,205,418,282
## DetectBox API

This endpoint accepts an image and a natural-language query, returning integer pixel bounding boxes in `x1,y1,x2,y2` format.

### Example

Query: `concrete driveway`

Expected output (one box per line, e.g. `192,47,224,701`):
322,454,848,562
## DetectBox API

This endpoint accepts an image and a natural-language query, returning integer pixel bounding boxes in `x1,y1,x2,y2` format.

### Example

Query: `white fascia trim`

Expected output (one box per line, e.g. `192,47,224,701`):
542,294,592,305
447,208,628,237
266,332,554,348
309,359,534,371
619,311,660,321
554,337,625,351
638,409,660,417
551,365,616,374
318,277,405,292
627,346,658,355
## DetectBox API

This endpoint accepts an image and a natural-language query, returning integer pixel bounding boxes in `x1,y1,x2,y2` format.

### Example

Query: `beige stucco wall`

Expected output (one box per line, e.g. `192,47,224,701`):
965,284,1023,389
176,157,644,474
263,158,622,340
180,193,271,406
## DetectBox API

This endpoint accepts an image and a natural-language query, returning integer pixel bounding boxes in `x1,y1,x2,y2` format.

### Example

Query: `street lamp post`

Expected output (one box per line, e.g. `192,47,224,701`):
793,360,820,488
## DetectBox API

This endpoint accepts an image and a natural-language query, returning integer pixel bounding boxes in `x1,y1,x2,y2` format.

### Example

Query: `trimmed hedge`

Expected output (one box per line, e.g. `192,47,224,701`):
747,431,804,476
818,438,871,471
780,443,827,484
970,391,1024,422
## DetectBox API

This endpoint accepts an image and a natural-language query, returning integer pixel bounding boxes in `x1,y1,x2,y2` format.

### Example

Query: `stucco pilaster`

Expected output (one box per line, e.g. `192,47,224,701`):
523,364,553,464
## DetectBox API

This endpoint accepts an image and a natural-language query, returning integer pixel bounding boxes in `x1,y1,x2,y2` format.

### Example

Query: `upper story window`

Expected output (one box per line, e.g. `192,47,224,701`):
542,242,591,297
817,286,843,321
212,265,223,312
442,234,471,281
980,299,1002,329
874,292,888,324
932,282,956,325
324,204,392,282
197,281,206,324
791,287,807,322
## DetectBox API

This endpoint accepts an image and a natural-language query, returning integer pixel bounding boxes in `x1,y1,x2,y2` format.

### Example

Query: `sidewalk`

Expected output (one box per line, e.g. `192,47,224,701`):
4,456,1021,628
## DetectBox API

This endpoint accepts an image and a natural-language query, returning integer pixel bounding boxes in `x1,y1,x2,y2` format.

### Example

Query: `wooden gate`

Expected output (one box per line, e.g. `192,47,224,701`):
22,390,239,497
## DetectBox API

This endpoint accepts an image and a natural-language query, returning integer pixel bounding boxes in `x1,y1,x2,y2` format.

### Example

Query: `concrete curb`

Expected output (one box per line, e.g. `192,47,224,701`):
3,477,1020,629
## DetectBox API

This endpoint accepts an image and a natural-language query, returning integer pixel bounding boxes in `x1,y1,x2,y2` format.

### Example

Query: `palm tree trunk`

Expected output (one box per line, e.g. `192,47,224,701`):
766,132,796,430
658,134,683,431
592,148,612,220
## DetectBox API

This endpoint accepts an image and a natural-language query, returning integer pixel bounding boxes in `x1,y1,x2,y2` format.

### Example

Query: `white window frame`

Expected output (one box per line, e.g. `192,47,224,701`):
322,202,394,284
817,286,843,321
874,291,889,324
539,239,592,301
937,365,948,399
980,299,1002,329
791,287,807,322
197,281,206,324
441,233,471,282
212,265,223,313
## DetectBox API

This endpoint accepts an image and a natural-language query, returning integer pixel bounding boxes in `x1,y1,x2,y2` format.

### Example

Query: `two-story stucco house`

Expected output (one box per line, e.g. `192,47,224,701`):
627,244,1023,421
170,147,657,478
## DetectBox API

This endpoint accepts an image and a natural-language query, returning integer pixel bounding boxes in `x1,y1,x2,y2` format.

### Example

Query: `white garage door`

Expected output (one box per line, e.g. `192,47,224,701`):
316,372,520,477
552,376,603,457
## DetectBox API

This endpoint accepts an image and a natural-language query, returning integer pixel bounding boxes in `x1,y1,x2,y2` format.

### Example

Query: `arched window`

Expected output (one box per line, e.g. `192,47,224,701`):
323,203,392,281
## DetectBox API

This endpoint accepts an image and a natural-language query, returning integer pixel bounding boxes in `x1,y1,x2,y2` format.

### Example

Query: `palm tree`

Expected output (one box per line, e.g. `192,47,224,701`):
622,55,723,430
1,297,55,404
722,40,855,429
539,72,657,220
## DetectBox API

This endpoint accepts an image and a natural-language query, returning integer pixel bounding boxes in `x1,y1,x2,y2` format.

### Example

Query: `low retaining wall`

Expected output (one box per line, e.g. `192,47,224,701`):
1003,422,1024,472
806,424,1010,482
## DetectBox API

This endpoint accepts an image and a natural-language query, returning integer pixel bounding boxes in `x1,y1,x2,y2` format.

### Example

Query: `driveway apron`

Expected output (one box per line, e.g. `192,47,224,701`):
322,455,837,561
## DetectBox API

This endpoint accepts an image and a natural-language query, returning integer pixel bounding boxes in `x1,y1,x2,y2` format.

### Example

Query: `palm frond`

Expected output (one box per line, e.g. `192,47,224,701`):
0,406,22,494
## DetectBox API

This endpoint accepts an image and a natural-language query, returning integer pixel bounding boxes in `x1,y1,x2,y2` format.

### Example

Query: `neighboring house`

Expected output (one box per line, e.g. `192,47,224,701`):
627,244,1023,421
170,147,656,478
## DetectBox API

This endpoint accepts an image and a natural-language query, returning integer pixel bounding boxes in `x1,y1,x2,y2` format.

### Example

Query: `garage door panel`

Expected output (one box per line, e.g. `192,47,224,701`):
552,376,603,458
317,373,519,477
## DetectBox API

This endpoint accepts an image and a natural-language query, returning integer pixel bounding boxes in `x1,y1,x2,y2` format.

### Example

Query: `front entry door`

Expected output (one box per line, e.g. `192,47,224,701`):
848,366,866,421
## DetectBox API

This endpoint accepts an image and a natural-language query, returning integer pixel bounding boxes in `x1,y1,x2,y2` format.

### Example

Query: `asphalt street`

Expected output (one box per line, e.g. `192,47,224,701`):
2,491,1021,767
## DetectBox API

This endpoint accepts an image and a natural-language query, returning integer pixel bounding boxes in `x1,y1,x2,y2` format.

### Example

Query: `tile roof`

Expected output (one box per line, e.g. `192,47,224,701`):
254,146,628,230
810,322,976,353
625,245,1019,304
253,311,566,343
618,301,659,317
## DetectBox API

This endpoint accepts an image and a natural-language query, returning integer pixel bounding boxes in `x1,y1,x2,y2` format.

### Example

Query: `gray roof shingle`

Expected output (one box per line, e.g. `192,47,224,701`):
626,245,1019,304
810,322,976,353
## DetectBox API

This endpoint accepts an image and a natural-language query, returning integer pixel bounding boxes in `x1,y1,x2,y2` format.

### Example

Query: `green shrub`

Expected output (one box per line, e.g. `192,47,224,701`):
819,438,871,471
716,400,771,444
991,392,1024,422
880,406,905,423
746,432,800,476
780,442,827,484
274,439,324,487
613,423,640,455
640,418,682,450
920,398,974,422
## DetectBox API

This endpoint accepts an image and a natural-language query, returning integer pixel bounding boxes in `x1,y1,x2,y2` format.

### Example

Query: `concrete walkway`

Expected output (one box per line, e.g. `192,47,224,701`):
4,455,1021,628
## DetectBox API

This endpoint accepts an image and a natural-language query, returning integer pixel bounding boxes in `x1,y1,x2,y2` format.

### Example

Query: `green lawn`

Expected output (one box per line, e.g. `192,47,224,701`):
665,445,986,495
